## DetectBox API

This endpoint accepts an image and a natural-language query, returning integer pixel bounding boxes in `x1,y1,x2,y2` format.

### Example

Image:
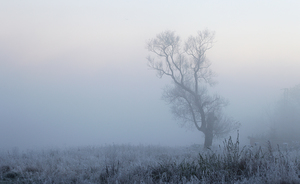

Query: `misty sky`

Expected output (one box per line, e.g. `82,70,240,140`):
1,0,300,150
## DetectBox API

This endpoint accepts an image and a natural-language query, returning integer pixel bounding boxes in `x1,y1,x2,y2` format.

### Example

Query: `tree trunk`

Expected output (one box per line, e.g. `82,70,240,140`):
204,130,213,149
203,112,216,149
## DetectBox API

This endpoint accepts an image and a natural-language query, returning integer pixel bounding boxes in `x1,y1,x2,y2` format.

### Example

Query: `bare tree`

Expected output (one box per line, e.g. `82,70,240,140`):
146,30,239,148
269,84,300,141
290,84,300,105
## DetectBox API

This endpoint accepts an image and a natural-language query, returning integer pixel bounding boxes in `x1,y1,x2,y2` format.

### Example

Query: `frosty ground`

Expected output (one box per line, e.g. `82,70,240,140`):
1,137,300,184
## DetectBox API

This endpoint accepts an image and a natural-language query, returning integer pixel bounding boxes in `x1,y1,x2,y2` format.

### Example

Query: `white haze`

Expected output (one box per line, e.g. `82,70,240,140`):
0,0,300,150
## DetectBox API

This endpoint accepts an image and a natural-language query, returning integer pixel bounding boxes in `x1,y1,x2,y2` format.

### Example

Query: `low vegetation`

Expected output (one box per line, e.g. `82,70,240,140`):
1,137,300,183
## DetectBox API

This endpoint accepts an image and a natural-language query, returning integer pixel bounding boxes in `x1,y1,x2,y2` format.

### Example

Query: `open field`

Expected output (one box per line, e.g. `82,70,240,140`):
1,137,300,184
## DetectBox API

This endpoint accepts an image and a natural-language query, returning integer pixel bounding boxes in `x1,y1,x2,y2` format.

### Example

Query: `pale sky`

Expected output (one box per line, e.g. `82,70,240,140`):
1,0,300,150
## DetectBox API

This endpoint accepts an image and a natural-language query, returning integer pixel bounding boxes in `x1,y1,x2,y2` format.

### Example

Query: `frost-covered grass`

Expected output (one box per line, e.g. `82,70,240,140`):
1,138,300,184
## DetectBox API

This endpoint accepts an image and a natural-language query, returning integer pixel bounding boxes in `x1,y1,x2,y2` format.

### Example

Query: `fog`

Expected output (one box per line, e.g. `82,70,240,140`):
1,1,300,150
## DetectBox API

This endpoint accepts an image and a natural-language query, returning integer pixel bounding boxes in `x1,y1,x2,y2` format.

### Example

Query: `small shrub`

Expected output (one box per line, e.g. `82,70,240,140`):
99,161,120,183
23,166,40,173
4,171,19,179
0,165,10,174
